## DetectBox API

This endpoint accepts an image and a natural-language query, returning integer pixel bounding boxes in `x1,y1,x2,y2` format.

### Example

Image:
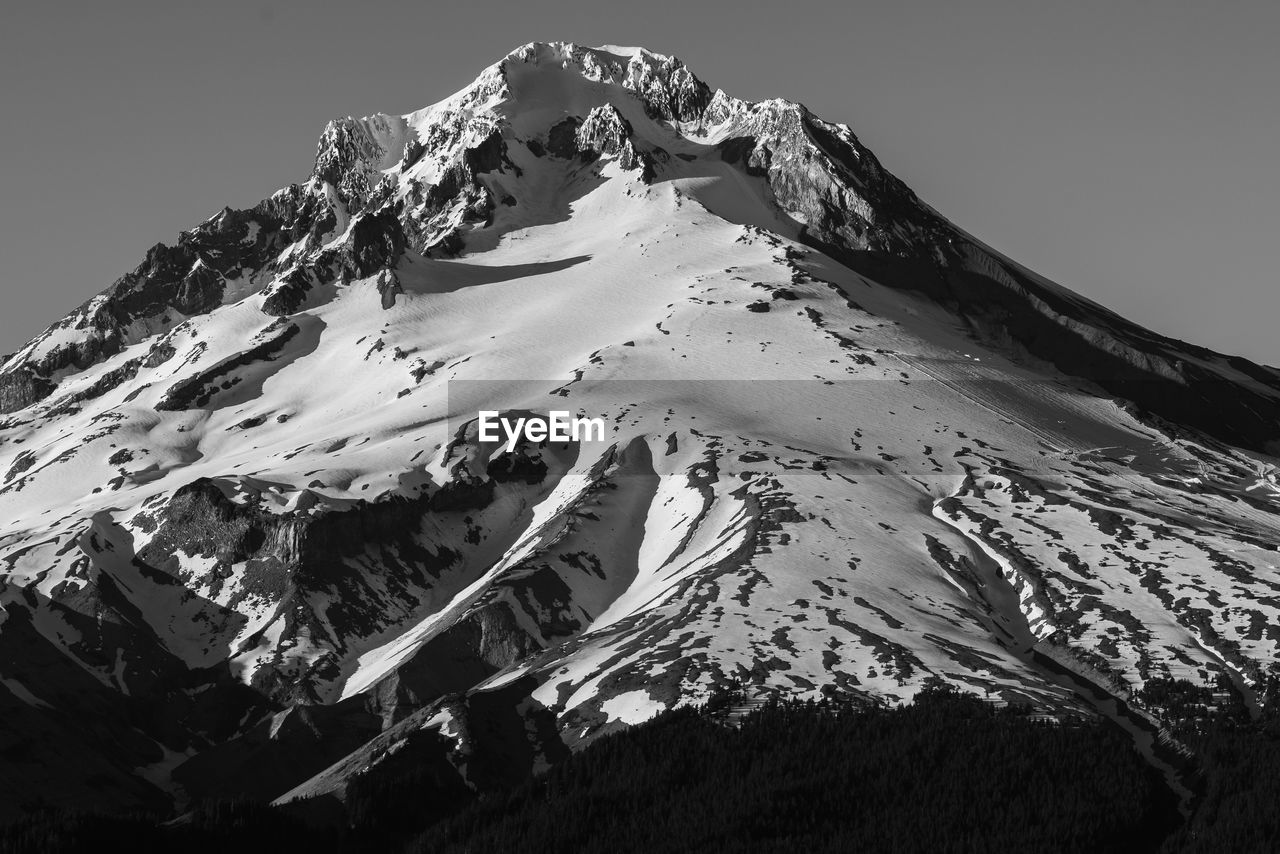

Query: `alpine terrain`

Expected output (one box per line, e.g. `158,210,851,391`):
1,42,1279,818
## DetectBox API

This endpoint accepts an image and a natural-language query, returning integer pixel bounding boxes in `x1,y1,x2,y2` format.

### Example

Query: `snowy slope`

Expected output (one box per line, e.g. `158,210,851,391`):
0,41,1278,812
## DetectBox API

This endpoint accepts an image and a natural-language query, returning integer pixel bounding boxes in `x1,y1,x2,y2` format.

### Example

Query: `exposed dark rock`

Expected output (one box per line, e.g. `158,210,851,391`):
4,450,36,482
106,243,221,321
428,473,495,512
259,199,404,318
628,53,713,123
546,117,583,159
290,190,338,243
142,339,177,368
717,136,770,177
579,105,655,181
376,269,403,310
261,268,314,317
486,451,548,484
399,136,426,171
576,104,633,157
408,132,516,249
136,476,465,704
155,323,300,410
428,230,466,258
0,367,54,413
541,107,655,181
314,119,367,187
422,164,467,209
370,602,543,724
48,358,144,415
138,480,276,566
0,189,310,414
349,205,408,278
463,130,514,175
0,308,129,414
313,117,388,211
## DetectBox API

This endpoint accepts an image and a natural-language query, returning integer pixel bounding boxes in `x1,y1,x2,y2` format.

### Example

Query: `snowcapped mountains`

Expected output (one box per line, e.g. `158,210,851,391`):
1,42,1279,814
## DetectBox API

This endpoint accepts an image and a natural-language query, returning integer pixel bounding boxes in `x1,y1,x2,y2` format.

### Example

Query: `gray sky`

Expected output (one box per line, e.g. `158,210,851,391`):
2,0,1276,365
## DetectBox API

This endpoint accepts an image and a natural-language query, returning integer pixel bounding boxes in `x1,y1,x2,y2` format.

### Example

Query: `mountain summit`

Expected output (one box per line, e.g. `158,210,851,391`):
0,42,1277,814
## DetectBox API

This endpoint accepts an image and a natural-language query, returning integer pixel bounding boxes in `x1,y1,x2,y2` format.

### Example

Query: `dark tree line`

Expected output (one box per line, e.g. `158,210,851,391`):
1141,673,1280,853
4,680,1280,853
413,683,1176,854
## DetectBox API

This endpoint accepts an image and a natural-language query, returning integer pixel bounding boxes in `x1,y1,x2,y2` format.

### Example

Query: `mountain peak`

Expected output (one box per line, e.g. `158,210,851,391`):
1,40,1280,818
485,41,715,124
6,40,1280,454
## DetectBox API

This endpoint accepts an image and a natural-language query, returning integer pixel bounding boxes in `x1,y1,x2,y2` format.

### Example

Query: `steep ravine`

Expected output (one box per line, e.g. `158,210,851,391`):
930,482,1196,815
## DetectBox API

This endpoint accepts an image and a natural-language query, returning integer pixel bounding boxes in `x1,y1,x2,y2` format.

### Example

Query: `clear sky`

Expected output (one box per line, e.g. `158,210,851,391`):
2,0,1276,364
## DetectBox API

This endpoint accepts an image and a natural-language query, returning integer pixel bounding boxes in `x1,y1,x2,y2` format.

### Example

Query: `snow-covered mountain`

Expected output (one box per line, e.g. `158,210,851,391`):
1,41,1278,814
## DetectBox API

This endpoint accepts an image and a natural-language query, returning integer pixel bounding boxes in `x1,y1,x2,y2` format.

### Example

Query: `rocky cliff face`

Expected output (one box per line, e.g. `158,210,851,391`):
0,42,1278,818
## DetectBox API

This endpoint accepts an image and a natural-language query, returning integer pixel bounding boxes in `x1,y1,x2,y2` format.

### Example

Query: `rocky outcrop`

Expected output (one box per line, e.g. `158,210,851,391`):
259,201,409,316
576,105,654,180
122,444,558,729
546,117,584,159
0,304,129,414
369,601,543,723
133,472,509,703
717,135,771,177
628,52,713,122
312,115,404,212
0,366,53,413
261,267,315,317
507,42,711,124
154,321,300,410
576,104,632,156
376,269,403,310
0,189,318,414
400,130,519,255
102,243,220,321
543,106,654,181
348,204,408,277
